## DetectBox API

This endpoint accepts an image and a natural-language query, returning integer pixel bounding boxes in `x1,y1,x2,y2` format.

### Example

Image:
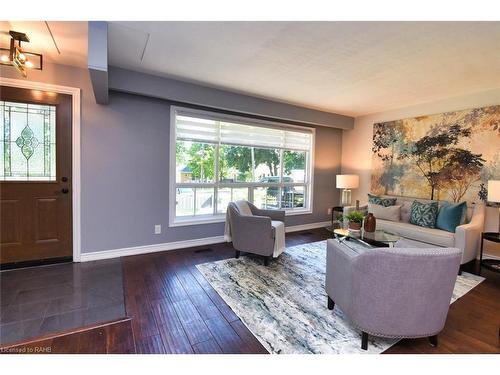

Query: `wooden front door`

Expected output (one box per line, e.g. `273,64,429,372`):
0,86,72,266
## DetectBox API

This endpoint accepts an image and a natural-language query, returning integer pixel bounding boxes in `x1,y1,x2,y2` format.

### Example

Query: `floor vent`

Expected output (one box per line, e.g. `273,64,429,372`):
194,248,213,253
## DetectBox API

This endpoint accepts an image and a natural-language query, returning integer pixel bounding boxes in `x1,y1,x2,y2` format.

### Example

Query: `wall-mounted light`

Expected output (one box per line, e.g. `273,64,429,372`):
0,30,43,77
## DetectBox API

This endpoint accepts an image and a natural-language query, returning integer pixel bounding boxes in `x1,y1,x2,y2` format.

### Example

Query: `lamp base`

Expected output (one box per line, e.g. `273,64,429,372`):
341,189,352,206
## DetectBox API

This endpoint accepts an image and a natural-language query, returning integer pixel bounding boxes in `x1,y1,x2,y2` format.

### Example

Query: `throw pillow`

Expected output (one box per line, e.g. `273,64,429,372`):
436,201,467,233
368,193,397,207
368,203,401,222
409,200,439,228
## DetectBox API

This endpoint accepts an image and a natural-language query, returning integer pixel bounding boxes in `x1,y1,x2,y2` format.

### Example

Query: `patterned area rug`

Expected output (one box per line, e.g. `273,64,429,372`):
196,240,484,354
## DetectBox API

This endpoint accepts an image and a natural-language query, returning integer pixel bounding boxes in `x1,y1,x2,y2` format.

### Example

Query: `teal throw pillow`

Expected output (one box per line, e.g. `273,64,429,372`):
368,193,397,207
436,201,467,233
409,200,439,228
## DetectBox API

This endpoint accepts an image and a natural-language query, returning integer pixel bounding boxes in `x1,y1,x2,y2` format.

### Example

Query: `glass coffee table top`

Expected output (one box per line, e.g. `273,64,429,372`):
333,228,400,248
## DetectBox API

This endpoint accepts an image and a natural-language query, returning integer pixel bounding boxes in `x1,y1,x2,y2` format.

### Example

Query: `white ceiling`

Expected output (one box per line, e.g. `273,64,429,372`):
0,21,88,69
108,21,500,117
2,22,499,117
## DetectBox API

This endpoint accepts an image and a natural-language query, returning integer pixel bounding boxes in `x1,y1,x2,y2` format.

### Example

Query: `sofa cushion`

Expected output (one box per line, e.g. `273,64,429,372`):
383,194,475,225
436,201,467,232
399,200,413,223
368,193,397,207
409,200,439,228
376,219,455,247
368,203,401,222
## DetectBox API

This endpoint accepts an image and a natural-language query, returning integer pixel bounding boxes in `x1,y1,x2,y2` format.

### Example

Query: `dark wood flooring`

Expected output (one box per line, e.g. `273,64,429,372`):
3,229,499,354
123,229,329,354
121,228,499,354
0,318,135,354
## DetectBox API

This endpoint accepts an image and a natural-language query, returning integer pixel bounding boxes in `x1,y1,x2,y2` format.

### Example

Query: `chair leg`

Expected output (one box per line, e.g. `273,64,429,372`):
361,332,369,350
428,335,438,347
235,250,240,259
264,255,272,266
327,296,335,310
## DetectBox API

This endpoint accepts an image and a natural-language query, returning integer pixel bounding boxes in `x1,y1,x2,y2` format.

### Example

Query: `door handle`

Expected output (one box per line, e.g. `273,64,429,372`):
61,188,69,194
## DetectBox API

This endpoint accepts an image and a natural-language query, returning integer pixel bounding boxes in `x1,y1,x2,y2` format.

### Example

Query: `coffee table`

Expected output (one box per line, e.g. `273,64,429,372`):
332,228,400,248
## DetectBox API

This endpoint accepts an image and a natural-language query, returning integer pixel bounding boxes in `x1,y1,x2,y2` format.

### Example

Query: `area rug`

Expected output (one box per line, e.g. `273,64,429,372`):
196,240,485,354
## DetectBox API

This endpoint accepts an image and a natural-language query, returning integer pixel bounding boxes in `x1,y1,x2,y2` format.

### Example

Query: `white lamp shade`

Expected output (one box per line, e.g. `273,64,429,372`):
336,174,359,189
487,180,500,202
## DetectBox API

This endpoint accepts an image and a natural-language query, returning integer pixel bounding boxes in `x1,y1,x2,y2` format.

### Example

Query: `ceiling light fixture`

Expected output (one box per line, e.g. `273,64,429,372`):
0,30,43,78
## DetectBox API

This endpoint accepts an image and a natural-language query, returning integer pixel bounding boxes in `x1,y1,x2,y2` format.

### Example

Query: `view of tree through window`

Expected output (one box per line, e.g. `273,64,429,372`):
172,108,313,223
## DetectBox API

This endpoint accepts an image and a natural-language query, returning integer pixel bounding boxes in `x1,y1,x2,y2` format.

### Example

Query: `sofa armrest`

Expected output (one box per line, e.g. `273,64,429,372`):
454,204,485,264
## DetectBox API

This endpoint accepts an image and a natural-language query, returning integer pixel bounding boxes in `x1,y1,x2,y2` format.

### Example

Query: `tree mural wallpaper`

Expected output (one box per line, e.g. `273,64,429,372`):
371,105,500,203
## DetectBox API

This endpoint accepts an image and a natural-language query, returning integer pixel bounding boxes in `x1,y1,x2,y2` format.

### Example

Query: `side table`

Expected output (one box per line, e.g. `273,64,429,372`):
328,206,344,231
479,232,500,275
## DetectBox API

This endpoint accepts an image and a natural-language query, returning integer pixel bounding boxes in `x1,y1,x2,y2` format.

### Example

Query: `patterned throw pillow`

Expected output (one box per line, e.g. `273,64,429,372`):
368,193,397,207
409,200,439,228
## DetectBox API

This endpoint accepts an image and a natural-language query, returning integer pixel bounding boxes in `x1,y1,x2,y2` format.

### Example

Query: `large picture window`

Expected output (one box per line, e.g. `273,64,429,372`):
170,106,314,226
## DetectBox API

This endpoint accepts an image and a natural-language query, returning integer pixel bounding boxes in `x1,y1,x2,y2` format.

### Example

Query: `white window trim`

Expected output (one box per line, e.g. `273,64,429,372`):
169,105,315,227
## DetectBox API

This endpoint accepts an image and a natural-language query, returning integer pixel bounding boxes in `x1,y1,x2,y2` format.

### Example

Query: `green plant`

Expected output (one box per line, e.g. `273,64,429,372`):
343,210,365,224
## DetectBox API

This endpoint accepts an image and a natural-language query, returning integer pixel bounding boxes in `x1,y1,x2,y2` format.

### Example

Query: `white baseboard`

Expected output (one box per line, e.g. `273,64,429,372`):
80,235,225,262
79,221,330,262
285,221,330,233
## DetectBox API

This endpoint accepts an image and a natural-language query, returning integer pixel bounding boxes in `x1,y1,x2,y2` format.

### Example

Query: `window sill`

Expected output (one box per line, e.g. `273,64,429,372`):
169,209,313,227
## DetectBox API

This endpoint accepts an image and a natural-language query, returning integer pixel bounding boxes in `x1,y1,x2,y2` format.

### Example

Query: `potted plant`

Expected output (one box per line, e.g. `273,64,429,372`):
343,210,364,231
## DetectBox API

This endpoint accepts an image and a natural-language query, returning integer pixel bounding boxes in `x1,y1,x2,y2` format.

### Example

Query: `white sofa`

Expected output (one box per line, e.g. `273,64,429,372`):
344,195,485,265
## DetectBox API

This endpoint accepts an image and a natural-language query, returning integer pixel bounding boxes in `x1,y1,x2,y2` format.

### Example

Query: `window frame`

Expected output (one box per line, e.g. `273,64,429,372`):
169,106,315,227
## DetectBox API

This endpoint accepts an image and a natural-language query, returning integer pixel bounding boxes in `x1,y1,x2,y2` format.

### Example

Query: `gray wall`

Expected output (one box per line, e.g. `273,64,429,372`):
1,63,342,254
109,67,354,130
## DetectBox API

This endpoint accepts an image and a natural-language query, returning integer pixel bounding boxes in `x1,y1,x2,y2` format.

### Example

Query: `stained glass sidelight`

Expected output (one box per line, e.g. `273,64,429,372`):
1,101,56,181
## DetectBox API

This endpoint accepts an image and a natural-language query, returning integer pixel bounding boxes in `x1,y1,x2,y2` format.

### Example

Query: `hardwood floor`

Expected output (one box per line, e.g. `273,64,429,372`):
0,318,135,354
3,229,498,354
122,238,271,354
121,228,499,354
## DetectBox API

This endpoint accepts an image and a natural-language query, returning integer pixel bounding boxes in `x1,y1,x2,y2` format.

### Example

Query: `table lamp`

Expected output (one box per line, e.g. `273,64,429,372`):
336,174,359,206
487,180,500,233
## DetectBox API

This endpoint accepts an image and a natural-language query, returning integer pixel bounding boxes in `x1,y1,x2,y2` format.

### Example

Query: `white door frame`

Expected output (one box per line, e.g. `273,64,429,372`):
0,77,82,262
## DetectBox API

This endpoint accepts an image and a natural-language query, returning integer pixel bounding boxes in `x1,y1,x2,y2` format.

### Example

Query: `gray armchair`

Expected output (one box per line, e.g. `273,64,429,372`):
226,200,285,266
325,239,461,350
